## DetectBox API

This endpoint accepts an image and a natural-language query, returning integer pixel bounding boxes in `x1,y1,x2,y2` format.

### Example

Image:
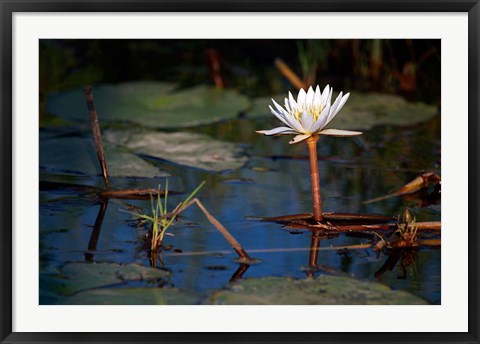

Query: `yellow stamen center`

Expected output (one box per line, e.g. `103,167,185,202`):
290,103,324,122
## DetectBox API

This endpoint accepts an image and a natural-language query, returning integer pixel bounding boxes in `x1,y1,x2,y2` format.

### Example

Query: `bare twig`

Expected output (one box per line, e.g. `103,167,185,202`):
101,188,181,200
285,220,441,232
170,198,252,262
260,212,393,223
84,86,110,190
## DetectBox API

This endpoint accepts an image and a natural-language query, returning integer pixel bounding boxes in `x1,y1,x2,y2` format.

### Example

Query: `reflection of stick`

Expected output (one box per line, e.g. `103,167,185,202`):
84,86,110,190
229,264,250,282
171,198,252,262
308,231,322,268
85,199,109,262
274,58,306,90
165,244,372,257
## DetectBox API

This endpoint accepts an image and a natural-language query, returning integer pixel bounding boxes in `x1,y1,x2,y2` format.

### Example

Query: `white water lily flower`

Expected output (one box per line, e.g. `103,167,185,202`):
256,85,362,144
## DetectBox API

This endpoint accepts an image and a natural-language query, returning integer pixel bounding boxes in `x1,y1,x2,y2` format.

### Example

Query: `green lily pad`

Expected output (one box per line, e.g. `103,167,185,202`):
47,82,250,128
209,275,428,305
246,93,438,130
104,129,248,172
64,287,200,305
40,136,169,178
49,262,171,296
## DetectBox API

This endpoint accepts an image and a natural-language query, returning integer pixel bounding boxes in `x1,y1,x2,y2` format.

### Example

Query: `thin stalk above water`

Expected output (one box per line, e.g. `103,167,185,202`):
84,86,110,190
306,135,323,222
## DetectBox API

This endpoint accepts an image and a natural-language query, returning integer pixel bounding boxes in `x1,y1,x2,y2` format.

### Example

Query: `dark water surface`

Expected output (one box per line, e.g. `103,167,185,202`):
39,115,440,304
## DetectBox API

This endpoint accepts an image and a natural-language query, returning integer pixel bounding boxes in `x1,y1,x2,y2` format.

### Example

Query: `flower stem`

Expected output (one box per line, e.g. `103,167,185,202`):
306,135,323,222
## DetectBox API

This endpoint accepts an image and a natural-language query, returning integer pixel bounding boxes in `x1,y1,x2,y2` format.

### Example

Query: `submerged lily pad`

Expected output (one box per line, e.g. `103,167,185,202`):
104,129,248,172
64,287,200,305
246,93,438,129
48,262,171,296
40,136,169,178
209,275,428,305
47,82,250,128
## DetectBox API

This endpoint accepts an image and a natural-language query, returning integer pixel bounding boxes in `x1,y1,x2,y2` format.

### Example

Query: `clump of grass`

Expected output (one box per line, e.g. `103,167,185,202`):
395,208,419,244
373,208,420,251
122,179,252,263
129,180,205,251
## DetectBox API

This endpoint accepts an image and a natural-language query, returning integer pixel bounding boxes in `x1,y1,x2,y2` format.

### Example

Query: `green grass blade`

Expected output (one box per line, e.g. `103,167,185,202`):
179,181,205,210
164,179,169,216
150,192,156,217
157,184,164,217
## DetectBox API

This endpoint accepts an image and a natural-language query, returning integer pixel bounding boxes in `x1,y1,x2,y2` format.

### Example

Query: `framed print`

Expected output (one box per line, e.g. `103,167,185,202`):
1,1,478,343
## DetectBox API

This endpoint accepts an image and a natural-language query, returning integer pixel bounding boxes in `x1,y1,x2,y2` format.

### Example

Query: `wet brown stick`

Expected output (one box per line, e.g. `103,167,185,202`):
306,135,323,222
285,220,441,232
101,188,182,200
84,86,110,190
259,212,396,223
171,198,252,262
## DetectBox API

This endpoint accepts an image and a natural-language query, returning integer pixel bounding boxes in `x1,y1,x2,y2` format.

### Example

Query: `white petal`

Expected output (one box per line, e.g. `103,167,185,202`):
297,88,307,106
285,98,297,113
289,134,311,144
284,98,291,113
269,105,293,129
286,116,305,133
301,111,314,132
319,128,363,136
306,86,315,106
314,85,321,108
271,98,288,116
327,92,350,126
320,84,330,105
271,99,305,132
288,91,297,109
325,91,343,124
310,102,331,133
256,127,298,135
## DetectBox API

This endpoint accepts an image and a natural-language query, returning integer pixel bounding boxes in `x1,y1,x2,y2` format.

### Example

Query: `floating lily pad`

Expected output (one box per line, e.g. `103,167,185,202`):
47,82,250,128
47,262,171,296
209,275,428,305
246,93,438,130
64,287,200,305
40,136,169,178
104,129,248,172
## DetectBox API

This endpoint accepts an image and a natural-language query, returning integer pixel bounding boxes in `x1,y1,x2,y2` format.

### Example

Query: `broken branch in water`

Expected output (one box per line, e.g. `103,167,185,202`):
284,220,441,233
258,212,396,223
364,172,441,204
169,197,253,263
101,188,181,200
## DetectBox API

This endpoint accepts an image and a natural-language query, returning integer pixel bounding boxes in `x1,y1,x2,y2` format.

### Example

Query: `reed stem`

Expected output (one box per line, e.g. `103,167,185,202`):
84,86,110,190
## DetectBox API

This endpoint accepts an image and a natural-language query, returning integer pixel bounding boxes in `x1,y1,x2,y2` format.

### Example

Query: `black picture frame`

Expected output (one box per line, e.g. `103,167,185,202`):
1,1,478,343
